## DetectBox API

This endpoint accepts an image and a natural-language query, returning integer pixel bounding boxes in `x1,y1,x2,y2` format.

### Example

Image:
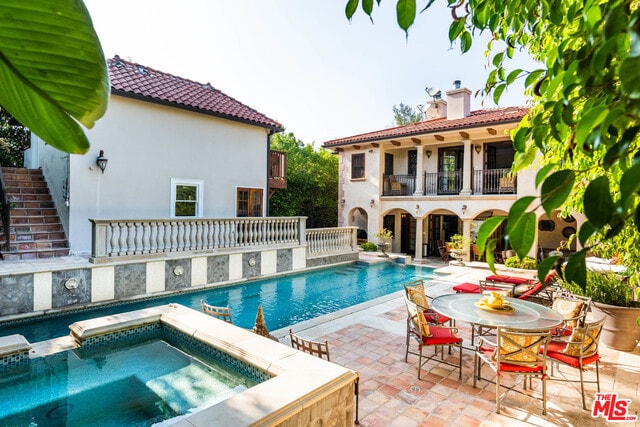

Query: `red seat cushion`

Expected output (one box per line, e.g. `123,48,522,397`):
479,347,546,373
546,340,600,367
485,274,510,282
517,282,543,299
453,282,480,293
486,274,529,285
421,326,463,345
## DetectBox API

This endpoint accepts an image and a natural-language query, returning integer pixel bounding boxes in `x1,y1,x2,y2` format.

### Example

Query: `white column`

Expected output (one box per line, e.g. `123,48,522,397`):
414,217,424,260
414,145,425,195
462,219,473,261
460,139,472,195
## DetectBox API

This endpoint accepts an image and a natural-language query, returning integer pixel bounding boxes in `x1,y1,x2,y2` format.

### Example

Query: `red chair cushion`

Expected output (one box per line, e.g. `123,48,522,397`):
486,274,529,285
421,326,463,346
479,347,545,373
546,342,600,367
517,282,543,299
452,282,480,293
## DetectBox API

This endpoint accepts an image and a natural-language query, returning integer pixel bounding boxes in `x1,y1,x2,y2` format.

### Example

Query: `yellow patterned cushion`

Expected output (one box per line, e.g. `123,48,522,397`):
552,299,584,328
412,310,431,337
493,333,541,364
558,326,599,357
408,287,428,308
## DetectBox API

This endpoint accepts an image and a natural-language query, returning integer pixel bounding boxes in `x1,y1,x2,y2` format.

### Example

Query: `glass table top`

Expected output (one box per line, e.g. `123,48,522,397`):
431,293,564,330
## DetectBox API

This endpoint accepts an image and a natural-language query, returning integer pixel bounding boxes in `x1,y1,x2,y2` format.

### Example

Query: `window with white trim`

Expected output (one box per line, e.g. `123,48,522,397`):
171,178,203,217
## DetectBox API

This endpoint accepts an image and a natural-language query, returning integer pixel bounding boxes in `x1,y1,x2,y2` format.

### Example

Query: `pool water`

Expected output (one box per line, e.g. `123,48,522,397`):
0,262,434,343
0,338,258,426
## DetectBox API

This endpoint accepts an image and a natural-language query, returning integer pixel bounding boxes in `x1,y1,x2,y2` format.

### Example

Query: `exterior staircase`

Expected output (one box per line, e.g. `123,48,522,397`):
0,167,69,260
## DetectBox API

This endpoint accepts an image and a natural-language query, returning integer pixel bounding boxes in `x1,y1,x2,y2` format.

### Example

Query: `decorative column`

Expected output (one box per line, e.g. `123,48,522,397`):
414,145,425,196
460,139,472,195
414,217,424,260
462,218,473,262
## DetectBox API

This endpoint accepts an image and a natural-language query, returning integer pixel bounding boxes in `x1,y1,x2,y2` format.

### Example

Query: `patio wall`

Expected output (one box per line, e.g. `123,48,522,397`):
0,225,359,320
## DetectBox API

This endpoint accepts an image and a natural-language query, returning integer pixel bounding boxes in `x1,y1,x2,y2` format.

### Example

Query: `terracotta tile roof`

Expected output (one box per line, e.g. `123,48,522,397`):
107,56,283,131
322,107,529,147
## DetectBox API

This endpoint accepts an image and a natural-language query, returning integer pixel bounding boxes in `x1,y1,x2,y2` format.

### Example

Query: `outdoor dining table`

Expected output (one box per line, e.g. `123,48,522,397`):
431,293,564,347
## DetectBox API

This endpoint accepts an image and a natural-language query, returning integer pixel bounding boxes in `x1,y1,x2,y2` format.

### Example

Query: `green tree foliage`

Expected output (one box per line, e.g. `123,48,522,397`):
0,0,109,154
0,108,30,167
348,0,640,287
392,102,424,126
269,132,339,228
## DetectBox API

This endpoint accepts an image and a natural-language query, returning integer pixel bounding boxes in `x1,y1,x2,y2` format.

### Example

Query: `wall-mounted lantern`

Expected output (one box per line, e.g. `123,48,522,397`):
96,150,108,174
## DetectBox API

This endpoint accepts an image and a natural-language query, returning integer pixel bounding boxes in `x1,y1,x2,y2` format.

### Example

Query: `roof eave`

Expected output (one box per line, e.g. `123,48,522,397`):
111,89,284,133
322,114,526,148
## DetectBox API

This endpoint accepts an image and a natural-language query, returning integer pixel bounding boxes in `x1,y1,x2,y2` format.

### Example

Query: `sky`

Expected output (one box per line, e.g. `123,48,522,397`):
84,0,535,146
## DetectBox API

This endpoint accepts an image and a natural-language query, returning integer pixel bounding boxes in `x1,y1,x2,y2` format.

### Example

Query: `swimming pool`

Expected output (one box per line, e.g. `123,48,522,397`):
0,262,434,343
0,335,262,426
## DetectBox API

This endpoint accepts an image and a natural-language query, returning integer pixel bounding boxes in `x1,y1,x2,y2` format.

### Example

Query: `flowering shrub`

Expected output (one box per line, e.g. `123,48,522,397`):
375,228,393,239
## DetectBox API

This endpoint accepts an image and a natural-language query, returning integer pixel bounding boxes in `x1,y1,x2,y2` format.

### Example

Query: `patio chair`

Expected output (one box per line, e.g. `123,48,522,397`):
201,300,233,324
473,327,552,415
288,329,361,424
288,329,331,361
472,244,483,261
404,295,463,379
546,316,605,410
550,292,591,337
404,279,451,325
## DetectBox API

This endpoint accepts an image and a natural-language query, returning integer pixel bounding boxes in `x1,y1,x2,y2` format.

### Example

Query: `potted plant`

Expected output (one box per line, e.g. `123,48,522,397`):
564,270,640,352
448,234,471,266
375,228,393,257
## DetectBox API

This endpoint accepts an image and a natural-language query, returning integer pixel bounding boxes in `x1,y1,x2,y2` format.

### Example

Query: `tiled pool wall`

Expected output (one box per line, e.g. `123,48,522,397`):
0,246,355,318
72,322,271,384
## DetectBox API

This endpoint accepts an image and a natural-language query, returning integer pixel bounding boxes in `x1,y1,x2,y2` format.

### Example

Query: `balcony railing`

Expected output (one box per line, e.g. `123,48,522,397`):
383,169,516,196
422,171,463,195
382,174,415,196
473,168,517,194
269,150,287,190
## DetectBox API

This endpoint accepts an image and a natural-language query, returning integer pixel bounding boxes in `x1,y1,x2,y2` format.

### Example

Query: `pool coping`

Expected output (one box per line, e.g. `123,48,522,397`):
67,303,358,425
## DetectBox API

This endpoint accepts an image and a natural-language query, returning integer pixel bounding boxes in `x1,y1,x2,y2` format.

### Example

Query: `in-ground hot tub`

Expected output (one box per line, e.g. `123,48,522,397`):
0,304,358,426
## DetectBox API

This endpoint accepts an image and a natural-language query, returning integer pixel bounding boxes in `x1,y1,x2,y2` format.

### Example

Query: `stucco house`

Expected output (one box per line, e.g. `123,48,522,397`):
19,55,284,258
322,81,581,262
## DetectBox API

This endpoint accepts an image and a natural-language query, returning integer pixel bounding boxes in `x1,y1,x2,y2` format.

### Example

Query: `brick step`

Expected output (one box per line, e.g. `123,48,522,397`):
9,216,62,225
6,239,69,252
3,173,45,182
11,231,67,242
8,194,52,202
0,223,64,234
1,167,69,259
6,200,55,209
9,208,59,217
1,248,70,261
4,186,50,195
4,180,48,188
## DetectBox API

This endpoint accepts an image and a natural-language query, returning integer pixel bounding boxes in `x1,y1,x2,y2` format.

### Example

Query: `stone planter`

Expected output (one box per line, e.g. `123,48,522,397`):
377,237,392,257
449,249,466,266
591,302,640,352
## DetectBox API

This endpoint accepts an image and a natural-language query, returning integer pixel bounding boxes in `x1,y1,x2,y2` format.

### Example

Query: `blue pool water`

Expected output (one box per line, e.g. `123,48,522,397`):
0,262,434,343
0,336,261,426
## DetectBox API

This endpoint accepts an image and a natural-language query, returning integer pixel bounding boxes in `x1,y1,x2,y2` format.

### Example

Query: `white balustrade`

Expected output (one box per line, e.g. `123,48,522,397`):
91,217,357,261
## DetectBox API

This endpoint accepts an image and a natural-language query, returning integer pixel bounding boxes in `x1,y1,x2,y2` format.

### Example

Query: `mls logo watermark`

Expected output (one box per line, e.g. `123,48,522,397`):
592,393,638,422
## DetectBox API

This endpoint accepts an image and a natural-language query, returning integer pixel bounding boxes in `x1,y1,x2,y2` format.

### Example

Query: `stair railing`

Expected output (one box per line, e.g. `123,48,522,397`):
0,166,10,254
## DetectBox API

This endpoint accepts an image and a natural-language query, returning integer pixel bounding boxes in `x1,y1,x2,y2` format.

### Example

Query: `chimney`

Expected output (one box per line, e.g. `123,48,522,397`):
446,80,471,120
425,99,447,119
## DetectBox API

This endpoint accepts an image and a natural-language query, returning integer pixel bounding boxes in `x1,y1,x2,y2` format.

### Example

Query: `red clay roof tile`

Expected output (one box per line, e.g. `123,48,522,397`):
108,56,283,131
322,107,528,147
